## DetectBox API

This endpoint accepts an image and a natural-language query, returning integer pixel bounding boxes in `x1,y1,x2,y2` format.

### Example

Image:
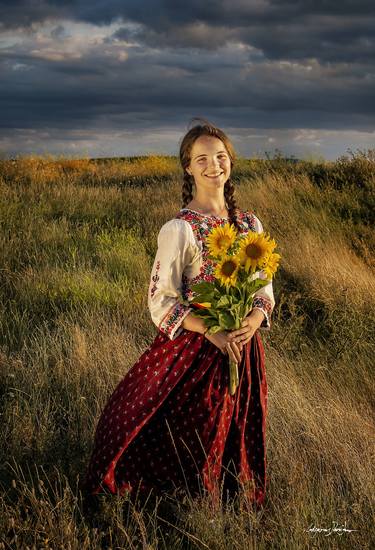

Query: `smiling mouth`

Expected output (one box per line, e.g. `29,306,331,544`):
205,172,224,178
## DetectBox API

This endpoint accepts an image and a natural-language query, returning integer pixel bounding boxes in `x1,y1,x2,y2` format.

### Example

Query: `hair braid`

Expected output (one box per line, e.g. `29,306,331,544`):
224,178,241,232
182,173,194,208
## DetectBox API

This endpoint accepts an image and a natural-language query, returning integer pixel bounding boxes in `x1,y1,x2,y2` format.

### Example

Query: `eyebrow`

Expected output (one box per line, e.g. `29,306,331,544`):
194,150,228,160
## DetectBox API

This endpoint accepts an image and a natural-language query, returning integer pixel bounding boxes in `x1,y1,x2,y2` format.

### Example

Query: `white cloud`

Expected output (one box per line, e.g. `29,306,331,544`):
1,18,129,63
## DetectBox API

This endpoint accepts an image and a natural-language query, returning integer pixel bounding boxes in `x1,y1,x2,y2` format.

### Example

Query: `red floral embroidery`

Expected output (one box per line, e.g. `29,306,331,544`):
150,260,160,298
159,302,191,339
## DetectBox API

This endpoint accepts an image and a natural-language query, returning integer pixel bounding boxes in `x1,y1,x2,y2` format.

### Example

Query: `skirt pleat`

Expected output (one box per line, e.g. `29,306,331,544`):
84,327,268,506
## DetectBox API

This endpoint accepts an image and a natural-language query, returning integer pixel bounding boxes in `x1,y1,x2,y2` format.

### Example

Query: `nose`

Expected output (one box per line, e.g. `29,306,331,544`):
208,157,220,171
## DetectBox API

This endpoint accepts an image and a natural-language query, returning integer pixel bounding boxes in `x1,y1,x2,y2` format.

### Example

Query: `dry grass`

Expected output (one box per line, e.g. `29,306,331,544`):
0,154,374,548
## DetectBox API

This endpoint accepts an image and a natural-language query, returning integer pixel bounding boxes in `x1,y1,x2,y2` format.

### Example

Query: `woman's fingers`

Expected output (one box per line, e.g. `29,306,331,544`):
226,341,241,364
222,344,230,356
229,328,249,342
233,341,242,363
224,342,235,363
230,330,254,346
229,319,249,339
228,329,245,341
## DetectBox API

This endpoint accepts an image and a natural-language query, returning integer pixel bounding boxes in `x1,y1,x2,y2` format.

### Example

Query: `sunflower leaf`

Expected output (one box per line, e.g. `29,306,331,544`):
229,302,242,315
192,292,215,304
218,310,236,329
245,278,269,294
213,278,226,292
191,281,215,295
191,309,214,319
208,325,222,334
205,317,221,328
216,295,232,308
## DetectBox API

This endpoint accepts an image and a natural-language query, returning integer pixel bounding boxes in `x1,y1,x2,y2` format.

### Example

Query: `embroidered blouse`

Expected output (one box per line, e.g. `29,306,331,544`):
148,207,275,340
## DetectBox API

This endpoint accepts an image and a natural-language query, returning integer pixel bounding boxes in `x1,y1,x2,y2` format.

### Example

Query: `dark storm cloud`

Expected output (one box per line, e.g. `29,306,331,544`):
0,0,64,28
1,1,374,64
0,1,374,158
112,17,375,64
3,0,375,25
1,42,373,132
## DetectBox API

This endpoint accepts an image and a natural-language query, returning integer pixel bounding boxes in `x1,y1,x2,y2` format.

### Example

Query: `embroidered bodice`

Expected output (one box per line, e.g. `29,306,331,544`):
148,207,275,340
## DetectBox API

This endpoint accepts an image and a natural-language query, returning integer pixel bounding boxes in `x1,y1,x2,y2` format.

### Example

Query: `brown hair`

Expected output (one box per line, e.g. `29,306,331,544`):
179,117,241,231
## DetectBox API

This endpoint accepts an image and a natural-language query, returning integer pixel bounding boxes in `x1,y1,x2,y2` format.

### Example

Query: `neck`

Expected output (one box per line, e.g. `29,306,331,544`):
190,191,227,215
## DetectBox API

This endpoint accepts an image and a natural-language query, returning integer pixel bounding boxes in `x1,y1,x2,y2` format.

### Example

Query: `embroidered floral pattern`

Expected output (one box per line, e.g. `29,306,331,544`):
252,296,273,328
159,302,191,339
150,260,160,298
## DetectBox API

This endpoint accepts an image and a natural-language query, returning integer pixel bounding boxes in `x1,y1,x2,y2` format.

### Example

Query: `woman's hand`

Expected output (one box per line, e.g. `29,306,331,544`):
205,330,243,364
227,309,265,347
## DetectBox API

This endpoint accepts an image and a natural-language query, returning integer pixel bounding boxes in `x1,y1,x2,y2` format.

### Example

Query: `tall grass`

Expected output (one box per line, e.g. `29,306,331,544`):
0,152,374,548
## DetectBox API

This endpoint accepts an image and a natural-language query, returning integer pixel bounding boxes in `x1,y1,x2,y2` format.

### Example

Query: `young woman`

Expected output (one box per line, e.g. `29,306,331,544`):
83,120,275,510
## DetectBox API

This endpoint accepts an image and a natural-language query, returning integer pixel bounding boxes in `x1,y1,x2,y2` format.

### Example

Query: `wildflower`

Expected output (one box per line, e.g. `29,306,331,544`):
214,254,241,287
206,222,237,257
261,252,282,279
238,232,276,273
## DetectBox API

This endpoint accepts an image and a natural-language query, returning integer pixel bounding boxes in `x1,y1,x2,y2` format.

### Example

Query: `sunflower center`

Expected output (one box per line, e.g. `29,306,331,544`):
217,236,231,248
245,243,262,259
221,260,237,276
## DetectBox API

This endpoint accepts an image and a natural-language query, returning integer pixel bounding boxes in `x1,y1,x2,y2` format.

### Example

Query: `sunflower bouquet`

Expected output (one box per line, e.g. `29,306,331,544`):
180,222,281,395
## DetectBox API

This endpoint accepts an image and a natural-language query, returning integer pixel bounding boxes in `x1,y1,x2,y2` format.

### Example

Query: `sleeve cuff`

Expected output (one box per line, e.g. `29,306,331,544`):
252,296,273,330
158,302,192,340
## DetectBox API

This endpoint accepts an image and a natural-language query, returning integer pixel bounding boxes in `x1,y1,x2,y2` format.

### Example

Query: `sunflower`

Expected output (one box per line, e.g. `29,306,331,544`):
238,232,276,273
260,252,281,279
214,254,241,287
206,222,237,257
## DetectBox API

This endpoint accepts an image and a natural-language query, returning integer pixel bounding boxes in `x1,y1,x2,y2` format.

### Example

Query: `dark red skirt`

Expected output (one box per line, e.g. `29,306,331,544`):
84,327,268,507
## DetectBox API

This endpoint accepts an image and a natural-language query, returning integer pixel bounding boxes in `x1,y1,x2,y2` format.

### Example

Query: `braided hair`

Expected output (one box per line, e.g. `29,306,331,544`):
179,117,242,231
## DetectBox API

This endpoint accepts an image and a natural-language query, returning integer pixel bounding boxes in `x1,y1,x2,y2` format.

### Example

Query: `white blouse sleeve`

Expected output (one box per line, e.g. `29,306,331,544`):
250,214,276,330
148,218,195,340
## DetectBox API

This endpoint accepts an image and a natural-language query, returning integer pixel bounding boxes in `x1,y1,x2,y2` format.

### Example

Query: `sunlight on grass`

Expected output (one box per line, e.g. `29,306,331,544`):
0,152,373,548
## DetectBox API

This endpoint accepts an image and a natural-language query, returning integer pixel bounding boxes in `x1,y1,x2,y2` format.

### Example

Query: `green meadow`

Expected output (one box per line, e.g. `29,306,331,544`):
0,151,374,548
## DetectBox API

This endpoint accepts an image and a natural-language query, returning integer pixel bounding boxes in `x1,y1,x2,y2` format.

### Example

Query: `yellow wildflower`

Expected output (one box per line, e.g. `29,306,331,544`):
260,252,281,279
238,232,276,273
214,254,240,287
206,222,237,257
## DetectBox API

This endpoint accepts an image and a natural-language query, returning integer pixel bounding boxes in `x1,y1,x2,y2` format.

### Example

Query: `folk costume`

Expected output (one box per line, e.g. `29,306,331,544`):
84,207,275,506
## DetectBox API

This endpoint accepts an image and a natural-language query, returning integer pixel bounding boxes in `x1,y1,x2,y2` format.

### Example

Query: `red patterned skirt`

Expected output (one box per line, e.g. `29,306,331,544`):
83,327,268,507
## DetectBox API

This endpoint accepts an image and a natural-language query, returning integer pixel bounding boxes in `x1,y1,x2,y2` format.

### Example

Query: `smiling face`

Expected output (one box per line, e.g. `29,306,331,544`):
186,135,232,190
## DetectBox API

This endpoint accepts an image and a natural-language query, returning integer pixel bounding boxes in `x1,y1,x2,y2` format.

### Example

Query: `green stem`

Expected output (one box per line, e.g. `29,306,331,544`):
229,359,239,396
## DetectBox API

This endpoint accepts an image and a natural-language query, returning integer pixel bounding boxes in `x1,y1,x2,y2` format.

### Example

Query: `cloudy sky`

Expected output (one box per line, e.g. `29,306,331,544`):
1,1,374,160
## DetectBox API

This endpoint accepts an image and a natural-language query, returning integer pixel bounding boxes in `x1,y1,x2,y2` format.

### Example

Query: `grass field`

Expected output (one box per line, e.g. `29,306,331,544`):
0,151,374,548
